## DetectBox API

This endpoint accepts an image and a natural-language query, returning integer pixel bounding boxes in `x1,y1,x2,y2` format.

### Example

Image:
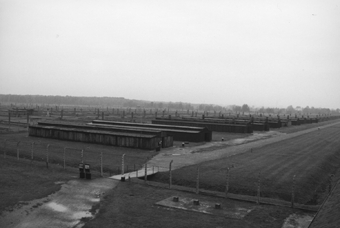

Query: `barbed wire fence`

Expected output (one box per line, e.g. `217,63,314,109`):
0,137,334,210
0,138,150,177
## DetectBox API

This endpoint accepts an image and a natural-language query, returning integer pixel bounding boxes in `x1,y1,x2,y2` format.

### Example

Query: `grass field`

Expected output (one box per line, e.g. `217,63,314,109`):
82,181,307,228
150,124,340,205
308,180,340,228
1,119,339,227
0,130,158,176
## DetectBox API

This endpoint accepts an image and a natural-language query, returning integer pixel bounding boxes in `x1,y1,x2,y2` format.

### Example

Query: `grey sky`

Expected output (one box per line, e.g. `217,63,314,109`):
0,0,339,109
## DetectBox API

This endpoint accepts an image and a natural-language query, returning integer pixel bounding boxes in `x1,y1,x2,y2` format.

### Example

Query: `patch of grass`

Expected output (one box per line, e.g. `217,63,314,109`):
83,181,302,228
0,131,158,175
150,124,340,205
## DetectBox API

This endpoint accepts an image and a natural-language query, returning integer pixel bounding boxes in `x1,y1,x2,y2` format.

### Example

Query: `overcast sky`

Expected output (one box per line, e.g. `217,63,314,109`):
0,0,339,109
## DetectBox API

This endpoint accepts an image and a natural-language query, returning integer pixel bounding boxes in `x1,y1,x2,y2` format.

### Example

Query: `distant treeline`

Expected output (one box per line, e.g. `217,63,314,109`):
0,94,225,111
0,94,338,114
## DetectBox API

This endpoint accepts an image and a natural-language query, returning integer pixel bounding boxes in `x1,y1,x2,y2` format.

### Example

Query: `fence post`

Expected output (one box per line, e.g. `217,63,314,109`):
3,139,7,158
144,157,148,183
169,160,173,189
31,142,34,162
196,166,200,194
121,154,125,175
8,110,11,128
291,175,296,208
225,167,230,198
100,152,103,177
16,141,20,160
257,172,261,204
26,111,29,135
63,147,66,169
136,165,138,178
46,144,50,168
81,149,84,163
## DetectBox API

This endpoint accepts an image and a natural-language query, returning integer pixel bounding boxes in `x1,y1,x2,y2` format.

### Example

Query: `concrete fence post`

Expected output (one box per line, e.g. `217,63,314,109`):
225,167,230,198
63,147,66,169
291,175,296,208
81,149,84,163
3,139,8,158
196,166,200,194
257,172,261,204
8,110,11,128
31,142,34,162
144,157,148,183
169,160,173,189
136,165,138,178
121,154,125,175
16,141,20,160
26,111,29,133
100,152,103,177
46,144,50,168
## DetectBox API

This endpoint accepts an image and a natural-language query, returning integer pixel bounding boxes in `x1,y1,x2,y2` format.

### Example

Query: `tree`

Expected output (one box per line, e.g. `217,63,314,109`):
241,104,250,113
265,107,274,114
286,105,295,114
303,106,310,115
232,105,242,113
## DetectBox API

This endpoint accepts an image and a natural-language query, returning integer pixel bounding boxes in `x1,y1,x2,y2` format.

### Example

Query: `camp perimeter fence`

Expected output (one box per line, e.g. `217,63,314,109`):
145,161,333,210
0,138,153,177
0,138,333,210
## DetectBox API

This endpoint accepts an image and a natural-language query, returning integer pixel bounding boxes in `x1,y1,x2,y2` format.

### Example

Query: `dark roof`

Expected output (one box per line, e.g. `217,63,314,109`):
92,120,208,131
89,123,201,134
30,125,157,139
